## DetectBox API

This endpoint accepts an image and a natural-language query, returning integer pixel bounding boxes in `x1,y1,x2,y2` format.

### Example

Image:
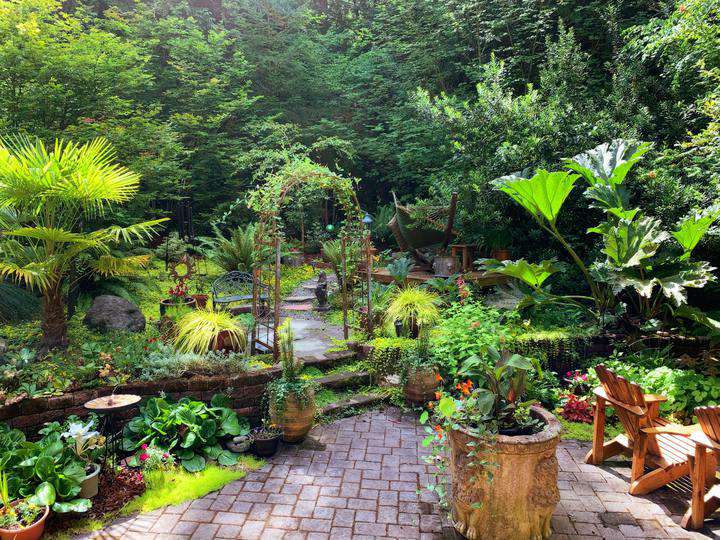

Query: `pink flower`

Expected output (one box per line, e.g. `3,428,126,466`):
566,371,572,377
163,453,169,459
139,453,149,462
581,374,588,381
141,443,148,450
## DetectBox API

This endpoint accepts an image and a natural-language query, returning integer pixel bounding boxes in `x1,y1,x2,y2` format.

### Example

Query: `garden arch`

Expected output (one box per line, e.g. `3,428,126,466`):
247,159,370,359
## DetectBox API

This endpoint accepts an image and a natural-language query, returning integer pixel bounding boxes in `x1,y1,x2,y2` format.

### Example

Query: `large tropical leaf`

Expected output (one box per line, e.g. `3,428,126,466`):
566,140,651,186
492,169,578,226
3,226,92,245
672,207,720,258
590,216,669,267
479,258,561,289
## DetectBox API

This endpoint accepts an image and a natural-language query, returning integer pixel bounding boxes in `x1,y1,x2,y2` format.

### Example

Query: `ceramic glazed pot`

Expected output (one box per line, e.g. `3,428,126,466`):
447,406,562,540
270,389,316,443
252,434,281,457
79,462,101,499
0,502,49,540
404,367,438,406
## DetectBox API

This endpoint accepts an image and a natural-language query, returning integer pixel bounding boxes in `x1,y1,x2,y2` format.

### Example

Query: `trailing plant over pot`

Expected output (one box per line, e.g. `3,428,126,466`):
421,346,561,540
268,319,317,442
0,470,49,540
122,394,250,472
173,308,250,354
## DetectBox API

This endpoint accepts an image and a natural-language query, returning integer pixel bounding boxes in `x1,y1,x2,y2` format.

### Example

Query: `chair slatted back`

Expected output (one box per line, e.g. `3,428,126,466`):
696,406,720,443
595,364,661,454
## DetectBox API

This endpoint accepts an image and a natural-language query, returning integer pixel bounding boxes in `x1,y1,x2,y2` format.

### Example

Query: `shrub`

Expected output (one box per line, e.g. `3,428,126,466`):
429,301,507,378
209,223,256,273
384,286,441,336
122,394,249,472
154,232,190,263
174,309,249,354
138,344,248,381
366,337,417,377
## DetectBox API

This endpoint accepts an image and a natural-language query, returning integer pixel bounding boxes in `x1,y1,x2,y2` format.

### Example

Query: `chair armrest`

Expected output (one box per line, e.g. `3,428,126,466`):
644,394,668,403
642,424,699,436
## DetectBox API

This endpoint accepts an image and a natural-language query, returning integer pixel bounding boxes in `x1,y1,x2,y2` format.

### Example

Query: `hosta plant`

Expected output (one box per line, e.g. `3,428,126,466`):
484,139,720,328
122,394,250,472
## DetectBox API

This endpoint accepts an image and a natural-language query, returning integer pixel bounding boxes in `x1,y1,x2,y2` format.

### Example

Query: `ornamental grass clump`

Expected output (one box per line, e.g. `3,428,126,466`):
384,285,441,337
173,308,248,354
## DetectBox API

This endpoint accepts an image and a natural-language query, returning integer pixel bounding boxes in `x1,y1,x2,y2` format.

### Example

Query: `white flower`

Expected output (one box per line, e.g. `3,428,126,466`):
62,420,100,443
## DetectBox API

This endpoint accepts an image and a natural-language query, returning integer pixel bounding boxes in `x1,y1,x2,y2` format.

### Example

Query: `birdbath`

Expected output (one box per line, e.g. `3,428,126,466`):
84,394,141,467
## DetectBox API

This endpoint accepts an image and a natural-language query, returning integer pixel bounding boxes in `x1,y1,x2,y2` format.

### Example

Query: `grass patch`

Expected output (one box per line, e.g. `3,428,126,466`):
560,418,623,441
123,459,263,515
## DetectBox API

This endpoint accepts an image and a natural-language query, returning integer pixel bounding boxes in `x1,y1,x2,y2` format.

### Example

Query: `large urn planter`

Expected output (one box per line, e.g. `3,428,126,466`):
159,296,196,317
404,367,438,406
0,502,49,540
270,389,316,443
447,406,562,540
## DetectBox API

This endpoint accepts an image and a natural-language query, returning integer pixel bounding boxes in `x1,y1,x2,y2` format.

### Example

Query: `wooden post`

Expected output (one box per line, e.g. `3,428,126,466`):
341,235,349,340
589,396,606,464
365,233,373,334
273,235,282,361
691,446,707,529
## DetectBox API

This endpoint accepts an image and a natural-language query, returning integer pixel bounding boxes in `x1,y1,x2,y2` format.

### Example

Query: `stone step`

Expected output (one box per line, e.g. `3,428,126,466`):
285,295,315,303
299,350,356,370
315,371,372,390
321,393,386,416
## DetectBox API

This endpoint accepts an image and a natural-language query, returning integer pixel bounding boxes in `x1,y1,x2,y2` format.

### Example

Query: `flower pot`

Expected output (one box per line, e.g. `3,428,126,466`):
191,294,209,310
404,367,438,406
79,462,101,499
159,296,196,316
252,435,281,457
447,406,562,540
0,502,49,540
270,390,316,443
491,248,512,261
212,330,242,353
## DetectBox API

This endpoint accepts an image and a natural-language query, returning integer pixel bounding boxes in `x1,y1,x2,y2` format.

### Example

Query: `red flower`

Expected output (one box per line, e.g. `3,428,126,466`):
434,391,442,400
435,373,443,382
433,425,443,440
163,453,169,459
139,453,149,462
141,443,148,450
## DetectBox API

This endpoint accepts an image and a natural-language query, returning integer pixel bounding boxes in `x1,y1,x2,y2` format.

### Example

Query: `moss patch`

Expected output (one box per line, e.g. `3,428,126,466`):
560,418,623,441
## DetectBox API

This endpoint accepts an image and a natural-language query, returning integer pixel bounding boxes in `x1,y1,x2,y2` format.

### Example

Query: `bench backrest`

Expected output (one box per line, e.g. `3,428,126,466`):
212,271,254,297
696,406,720,443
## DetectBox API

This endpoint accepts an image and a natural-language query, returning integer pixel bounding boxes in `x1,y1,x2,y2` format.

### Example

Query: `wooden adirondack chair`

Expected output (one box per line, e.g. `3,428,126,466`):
586,365,716,496
681,406,720,529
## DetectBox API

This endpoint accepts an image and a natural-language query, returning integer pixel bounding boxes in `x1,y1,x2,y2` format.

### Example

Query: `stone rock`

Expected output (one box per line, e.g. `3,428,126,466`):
84,295,145,333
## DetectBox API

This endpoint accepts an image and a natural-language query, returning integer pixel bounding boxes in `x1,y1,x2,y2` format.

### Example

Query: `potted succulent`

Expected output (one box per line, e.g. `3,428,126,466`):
400,336,440,406
250,422,282,457
61,418,104,499
0,471,49,540
268,319,317,443
421,346,561,540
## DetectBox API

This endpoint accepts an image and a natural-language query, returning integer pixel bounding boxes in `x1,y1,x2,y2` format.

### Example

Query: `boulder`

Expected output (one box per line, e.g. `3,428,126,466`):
84,295,145,333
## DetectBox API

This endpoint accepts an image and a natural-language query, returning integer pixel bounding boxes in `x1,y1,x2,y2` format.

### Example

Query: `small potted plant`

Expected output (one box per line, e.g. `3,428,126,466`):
384,286,441,338
421,346,562,540
250,422,282,457
160,257,197,316
173,308,250,354
268,319,317,442
61,418,104,499
0,471,49,540
400,336,440,406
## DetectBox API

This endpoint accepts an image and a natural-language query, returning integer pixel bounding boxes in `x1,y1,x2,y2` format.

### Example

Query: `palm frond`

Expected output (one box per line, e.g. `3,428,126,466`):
0,260,55,291
3,226,93,245
91,254,151,277
97,218,169,244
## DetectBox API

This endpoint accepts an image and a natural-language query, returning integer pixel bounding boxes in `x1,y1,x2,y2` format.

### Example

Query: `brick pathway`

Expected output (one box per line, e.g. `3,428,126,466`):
80,408,720,539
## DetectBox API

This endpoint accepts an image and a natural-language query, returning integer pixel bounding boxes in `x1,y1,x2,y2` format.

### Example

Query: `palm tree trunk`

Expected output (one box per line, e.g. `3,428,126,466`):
40,281,68,350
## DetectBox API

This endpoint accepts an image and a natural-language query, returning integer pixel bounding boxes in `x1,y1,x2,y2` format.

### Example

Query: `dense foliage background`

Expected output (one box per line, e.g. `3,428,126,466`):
1,0,719,258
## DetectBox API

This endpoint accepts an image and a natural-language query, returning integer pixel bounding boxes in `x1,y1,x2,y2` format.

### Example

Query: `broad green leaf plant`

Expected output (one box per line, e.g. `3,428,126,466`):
0,137,167,349
484,139,720,328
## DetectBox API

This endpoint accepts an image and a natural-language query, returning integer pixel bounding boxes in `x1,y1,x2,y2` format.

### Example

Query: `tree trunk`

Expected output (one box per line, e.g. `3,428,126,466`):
41,282,68,351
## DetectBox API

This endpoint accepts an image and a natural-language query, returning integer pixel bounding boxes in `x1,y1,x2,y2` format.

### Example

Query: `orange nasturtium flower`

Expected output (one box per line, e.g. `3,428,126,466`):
435,373,443,382
434,391,442,400
456,379,473,395
434,425,443,439
427,401,434,409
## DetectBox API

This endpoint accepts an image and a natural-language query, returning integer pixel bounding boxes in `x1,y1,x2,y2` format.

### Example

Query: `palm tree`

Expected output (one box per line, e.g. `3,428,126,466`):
0,137,167,350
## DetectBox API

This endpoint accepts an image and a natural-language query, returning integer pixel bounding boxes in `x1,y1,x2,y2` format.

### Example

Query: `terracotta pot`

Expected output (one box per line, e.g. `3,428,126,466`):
270,389,316,443
0,502,50,540
404,367,439,406
159,296,196,316
212,330,244,353
447,406,561,540
191,294,209,309
491,248,512,261
79,462,101,499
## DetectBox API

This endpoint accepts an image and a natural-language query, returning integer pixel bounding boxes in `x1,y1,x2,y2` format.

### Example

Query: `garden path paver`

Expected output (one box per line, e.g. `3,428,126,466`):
78,408,720,539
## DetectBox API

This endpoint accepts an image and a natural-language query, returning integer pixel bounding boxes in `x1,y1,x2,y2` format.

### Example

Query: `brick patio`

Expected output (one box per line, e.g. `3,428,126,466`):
80,407,720,539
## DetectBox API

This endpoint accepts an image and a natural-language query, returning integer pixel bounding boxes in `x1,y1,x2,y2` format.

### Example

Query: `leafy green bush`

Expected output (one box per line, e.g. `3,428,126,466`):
122,394,249,472
138,344,248,381
154,232,191,263
209,223,256,273
587,358,720,418
366,337,417,377
0,422,92,514
429,301,507,378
